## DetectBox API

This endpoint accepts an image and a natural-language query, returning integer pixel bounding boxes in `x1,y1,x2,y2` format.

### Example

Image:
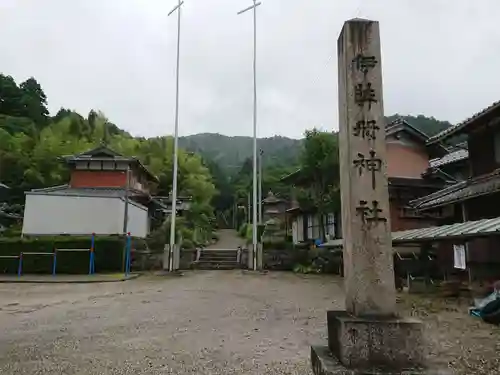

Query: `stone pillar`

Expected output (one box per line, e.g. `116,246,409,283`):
162,244,180,272
311,19,445,374
247,246,254,270
257,243,263,270
173,244,180,271
338,18,395,317
162,244,170,271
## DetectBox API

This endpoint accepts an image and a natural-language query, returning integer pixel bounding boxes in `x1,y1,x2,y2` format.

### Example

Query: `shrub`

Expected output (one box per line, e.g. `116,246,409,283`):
293,264,318,274
238,224,247,238
181,238,195,250
1,227,22,238
262,241,292,250
245,224,253,242
0,236,124,274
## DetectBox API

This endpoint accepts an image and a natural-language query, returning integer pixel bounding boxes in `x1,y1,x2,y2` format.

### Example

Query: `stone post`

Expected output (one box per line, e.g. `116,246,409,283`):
311,19,446,374
247,246,254,270
162,244,170,271
338,18,395,317
173,244,180,271
257,242,263,270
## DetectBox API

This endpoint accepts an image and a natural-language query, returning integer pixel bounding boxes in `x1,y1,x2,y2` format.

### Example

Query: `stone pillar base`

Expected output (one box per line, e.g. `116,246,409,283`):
310,311,450,374
327,310,425,369
311,346,450,375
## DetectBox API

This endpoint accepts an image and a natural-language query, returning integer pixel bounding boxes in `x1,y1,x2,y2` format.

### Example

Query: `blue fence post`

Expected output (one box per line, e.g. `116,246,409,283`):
52,250,57,276
125,233,132,276
89,233,95,275
17,253,23,277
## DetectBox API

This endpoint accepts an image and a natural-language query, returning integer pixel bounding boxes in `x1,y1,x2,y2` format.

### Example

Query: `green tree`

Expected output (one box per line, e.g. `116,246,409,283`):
300,129,340,240
19,77,49,128
0,74,24,118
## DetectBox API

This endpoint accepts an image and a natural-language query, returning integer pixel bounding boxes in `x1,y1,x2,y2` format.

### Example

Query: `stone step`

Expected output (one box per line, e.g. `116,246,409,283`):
196,264,238,270
195,260,239,270
195,249,240,270
200,254,237,261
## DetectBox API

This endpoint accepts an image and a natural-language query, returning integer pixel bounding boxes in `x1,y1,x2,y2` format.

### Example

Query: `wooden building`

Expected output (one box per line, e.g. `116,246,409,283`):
283,118,448,245
411,100,500,281
22,145,164,238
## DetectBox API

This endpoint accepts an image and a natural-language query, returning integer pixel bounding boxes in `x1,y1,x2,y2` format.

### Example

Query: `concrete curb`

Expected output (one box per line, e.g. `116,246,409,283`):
0,273,141,284
153,270,185,277
241,269,269,275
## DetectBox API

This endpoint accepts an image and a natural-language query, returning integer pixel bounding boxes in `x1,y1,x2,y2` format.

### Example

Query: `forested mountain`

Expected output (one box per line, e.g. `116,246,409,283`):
179,134,301,173
0,71,456,223
179,115,454,175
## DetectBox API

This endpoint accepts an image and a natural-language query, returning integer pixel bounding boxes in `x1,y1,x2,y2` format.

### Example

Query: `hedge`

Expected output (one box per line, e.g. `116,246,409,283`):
0,236,124,274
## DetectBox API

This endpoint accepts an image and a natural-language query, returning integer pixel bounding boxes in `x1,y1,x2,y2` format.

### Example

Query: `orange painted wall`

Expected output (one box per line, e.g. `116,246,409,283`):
70,170,127,188
386,141,435,232
386,142,430,179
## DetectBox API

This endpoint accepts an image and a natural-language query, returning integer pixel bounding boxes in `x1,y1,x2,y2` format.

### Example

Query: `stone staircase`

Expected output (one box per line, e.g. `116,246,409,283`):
195,249,240,270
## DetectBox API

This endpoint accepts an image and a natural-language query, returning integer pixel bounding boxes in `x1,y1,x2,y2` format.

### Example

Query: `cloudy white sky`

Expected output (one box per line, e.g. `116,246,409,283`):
0,0,499,139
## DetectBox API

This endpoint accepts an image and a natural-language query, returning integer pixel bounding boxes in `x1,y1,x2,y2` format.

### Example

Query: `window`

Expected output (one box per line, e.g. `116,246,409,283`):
494,132,500,164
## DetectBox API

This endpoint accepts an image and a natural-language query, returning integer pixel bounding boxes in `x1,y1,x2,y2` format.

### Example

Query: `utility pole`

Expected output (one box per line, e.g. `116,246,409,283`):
233,200,237,229
122,167,130,272
122,167,131,233
168,0,184,272
247,193,251,224
258,148,263,223
238,0,261,271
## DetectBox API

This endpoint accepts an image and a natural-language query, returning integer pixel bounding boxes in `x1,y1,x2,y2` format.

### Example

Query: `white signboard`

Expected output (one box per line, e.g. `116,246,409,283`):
453,244,466,270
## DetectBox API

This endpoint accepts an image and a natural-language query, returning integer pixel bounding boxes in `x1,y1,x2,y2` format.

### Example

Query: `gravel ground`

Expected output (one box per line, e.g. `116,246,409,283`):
0,271,499,374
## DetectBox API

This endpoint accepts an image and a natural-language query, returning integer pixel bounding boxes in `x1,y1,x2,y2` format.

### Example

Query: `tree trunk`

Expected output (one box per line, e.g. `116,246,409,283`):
318,212,325,242
317,201,326,242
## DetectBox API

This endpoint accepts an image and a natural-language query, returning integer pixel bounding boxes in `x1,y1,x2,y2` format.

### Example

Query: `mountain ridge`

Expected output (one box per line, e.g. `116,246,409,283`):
179,114,454,172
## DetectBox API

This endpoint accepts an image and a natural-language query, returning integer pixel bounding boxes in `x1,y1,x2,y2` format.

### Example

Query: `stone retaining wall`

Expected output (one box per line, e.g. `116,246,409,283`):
132,248,198,271
239,247,343,274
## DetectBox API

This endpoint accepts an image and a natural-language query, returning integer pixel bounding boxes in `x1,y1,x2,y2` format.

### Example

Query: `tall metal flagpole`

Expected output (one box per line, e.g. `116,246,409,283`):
258,149,263,223
238,0,261,271
168,0,184,272
122,167,131,272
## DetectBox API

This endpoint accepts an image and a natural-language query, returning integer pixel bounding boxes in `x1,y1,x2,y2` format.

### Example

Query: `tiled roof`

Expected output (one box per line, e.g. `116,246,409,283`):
411,169,500,210
27,185,148,198
280,168,303,183
388,177,444,188
63,145,159,183
0,211,21,219
429,148,469,168
386,118,429,142
326,216,500,247
427,100,500,145
391,217,500,244
263,191,284,204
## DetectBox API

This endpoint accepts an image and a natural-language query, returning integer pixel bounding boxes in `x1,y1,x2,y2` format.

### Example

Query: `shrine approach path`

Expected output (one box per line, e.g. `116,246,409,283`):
0,271,498,374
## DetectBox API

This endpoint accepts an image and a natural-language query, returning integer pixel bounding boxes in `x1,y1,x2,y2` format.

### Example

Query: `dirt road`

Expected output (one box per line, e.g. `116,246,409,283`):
0,272,498,374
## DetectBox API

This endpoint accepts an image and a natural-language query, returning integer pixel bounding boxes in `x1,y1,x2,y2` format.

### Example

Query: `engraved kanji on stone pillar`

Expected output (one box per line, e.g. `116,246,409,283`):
338,19,395,317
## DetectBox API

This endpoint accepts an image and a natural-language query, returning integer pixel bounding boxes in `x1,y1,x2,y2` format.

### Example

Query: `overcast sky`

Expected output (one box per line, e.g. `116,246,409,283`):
0,1,499,139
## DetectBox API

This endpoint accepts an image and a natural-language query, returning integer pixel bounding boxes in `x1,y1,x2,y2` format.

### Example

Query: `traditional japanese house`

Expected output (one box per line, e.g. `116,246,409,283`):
425,142,469,182
410,100,500,282
22,145,165,238
385,118,448,232
280,169,337,244
283,118,449,245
